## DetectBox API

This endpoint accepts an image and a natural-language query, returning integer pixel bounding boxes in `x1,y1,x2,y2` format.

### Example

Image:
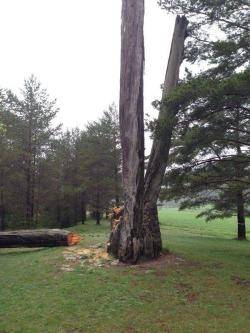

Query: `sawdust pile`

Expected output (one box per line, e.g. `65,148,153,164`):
61,245,119,272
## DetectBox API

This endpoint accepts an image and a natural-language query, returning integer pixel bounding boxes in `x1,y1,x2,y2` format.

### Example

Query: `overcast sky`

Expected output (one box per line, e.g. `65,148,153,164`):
0,0,175,131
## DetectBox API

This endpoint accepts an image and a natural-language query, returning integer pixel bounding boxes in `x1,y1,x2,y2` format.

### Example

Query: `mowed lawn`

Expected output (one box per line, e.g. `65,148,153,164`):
0,208,249,333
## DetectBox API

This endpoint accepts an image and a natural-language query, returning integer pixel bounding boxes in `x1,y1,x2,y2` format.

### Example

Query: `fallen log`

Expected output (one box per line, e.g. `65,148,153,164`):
0,229,81,248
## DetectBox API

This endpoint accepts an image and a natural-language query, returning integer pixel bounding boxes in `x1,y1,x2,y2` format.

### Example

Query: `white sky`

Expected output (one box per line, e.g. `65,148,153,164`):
0,0,175,133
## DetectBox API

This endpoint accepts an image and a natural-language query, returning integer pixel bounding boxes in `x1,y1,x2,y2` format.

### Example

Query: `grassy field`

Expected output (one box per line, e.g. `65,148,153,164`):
0,208,249,333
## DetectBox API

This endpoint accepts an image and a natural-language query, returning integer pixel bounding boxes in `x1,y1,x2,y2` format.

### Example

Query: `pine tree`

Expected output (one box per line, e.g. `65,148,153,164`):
158,0,250,239
0,91,25,229
8,75,60,227
77,109,121,225
162,71,250,239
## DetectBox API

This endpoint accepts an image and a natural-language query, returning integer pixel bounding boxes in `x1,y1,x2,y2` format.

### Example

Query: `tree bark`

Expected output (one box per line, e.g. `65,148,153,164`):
81,192,86,224
0,229,80,248
235,110,246,240
0,173,5,231
237,191,246,240
96,211,101,225
0,205,5,231
26,120,35,227
143,15,188,257
108,0,145,263
26,160,32,226
114,163,120,206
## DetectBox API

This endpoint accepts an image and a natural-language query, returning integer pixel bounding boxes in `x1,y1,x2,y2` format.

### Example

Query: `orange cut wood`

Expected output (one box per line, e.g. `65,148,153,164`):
67,233,81,246
113,206,124,219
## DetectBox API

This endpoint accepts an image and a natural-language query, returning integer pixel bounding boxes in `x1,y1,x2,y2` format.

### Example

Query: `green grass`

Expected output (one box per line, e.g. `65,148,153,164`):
0,208,249,333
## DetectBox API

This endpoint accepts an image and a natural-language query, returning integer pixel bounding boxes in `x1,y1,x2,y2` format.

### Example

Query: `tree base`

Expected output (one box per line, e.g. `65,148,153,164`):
237,236,247,241
107,204,162,263
237,224,246,241
142,202,162,258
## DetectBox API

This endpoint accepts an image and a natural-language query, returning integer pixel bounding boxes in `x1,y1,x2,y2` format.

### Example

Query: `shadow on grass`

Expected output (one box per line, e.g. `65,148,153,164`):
0,247,52,257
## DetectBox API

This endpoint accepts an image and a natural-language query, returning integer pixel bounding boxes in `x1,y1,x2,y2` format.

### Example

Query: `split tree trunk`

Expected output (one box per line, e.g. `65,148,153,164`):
143,15,188,258
108,0,145,263
0,229,80,248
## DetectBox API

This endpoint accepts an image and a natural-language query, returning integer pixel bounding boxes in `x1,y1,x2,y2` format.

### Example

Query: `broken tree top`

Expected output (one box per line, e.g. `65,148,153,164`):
0,229,81,248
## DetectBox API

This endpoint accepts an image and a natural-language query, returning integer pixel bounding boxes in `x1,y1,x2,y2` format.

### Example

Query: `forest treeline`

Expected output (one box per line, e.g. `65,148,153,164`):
0,0,249,245
0,77,121,230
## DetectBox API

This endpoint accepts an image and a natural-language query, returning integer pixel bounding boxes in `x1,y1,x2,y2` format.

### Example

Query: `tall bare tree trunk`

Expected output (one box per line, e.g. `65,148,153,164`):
142,16,188,257
108,0,145,263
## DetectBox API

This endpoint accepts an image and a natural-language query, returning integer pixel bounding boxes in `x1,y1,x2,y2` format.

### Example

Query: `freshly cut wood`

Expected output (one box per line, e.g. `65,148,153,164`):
67,233,81,246
0,229,81,248
110,207,124,226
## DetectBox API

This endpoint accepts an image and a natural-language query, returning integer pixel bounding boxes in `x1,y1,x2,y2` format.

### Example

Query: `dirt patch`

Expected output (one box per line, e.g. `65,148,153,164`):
154,269,168,278
125,326,138,333
126,251,201,271
210,262,224,269
137,251,180,269
232,276,250,286
187,292,198,304
174,282,192,292
61,246,201,274
174,282,198,304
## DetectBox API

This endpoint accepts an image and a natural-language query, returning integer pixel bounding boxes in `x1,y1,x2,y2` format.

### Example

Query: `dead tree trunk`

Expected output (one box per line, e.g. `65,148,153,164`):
108,0,145,263
0,229,80,248
143,16,188,258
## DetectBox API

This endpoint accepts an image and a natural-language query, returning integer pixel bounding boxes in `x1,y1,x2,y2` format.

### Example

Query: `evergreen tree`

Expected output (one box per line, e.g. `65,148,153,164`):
77,106,121,225
162,71,250,239
39,130,82,228
159,0,249,74
0,91,26,229
158,0,250,239
7,75,60,227
1,75,122,230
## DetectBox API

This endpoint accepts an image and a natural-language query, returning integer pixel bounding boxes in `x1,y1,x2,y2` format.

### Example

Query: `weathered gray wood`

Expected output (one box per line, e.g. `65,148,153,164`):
108,0,145,263
143,16,188,258
0,229,78,248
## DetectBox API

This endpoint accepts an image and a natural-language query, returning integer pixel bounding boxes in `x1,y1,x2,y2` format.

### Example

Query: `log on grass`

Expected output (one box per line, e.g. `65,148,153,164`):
0,229,81,248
